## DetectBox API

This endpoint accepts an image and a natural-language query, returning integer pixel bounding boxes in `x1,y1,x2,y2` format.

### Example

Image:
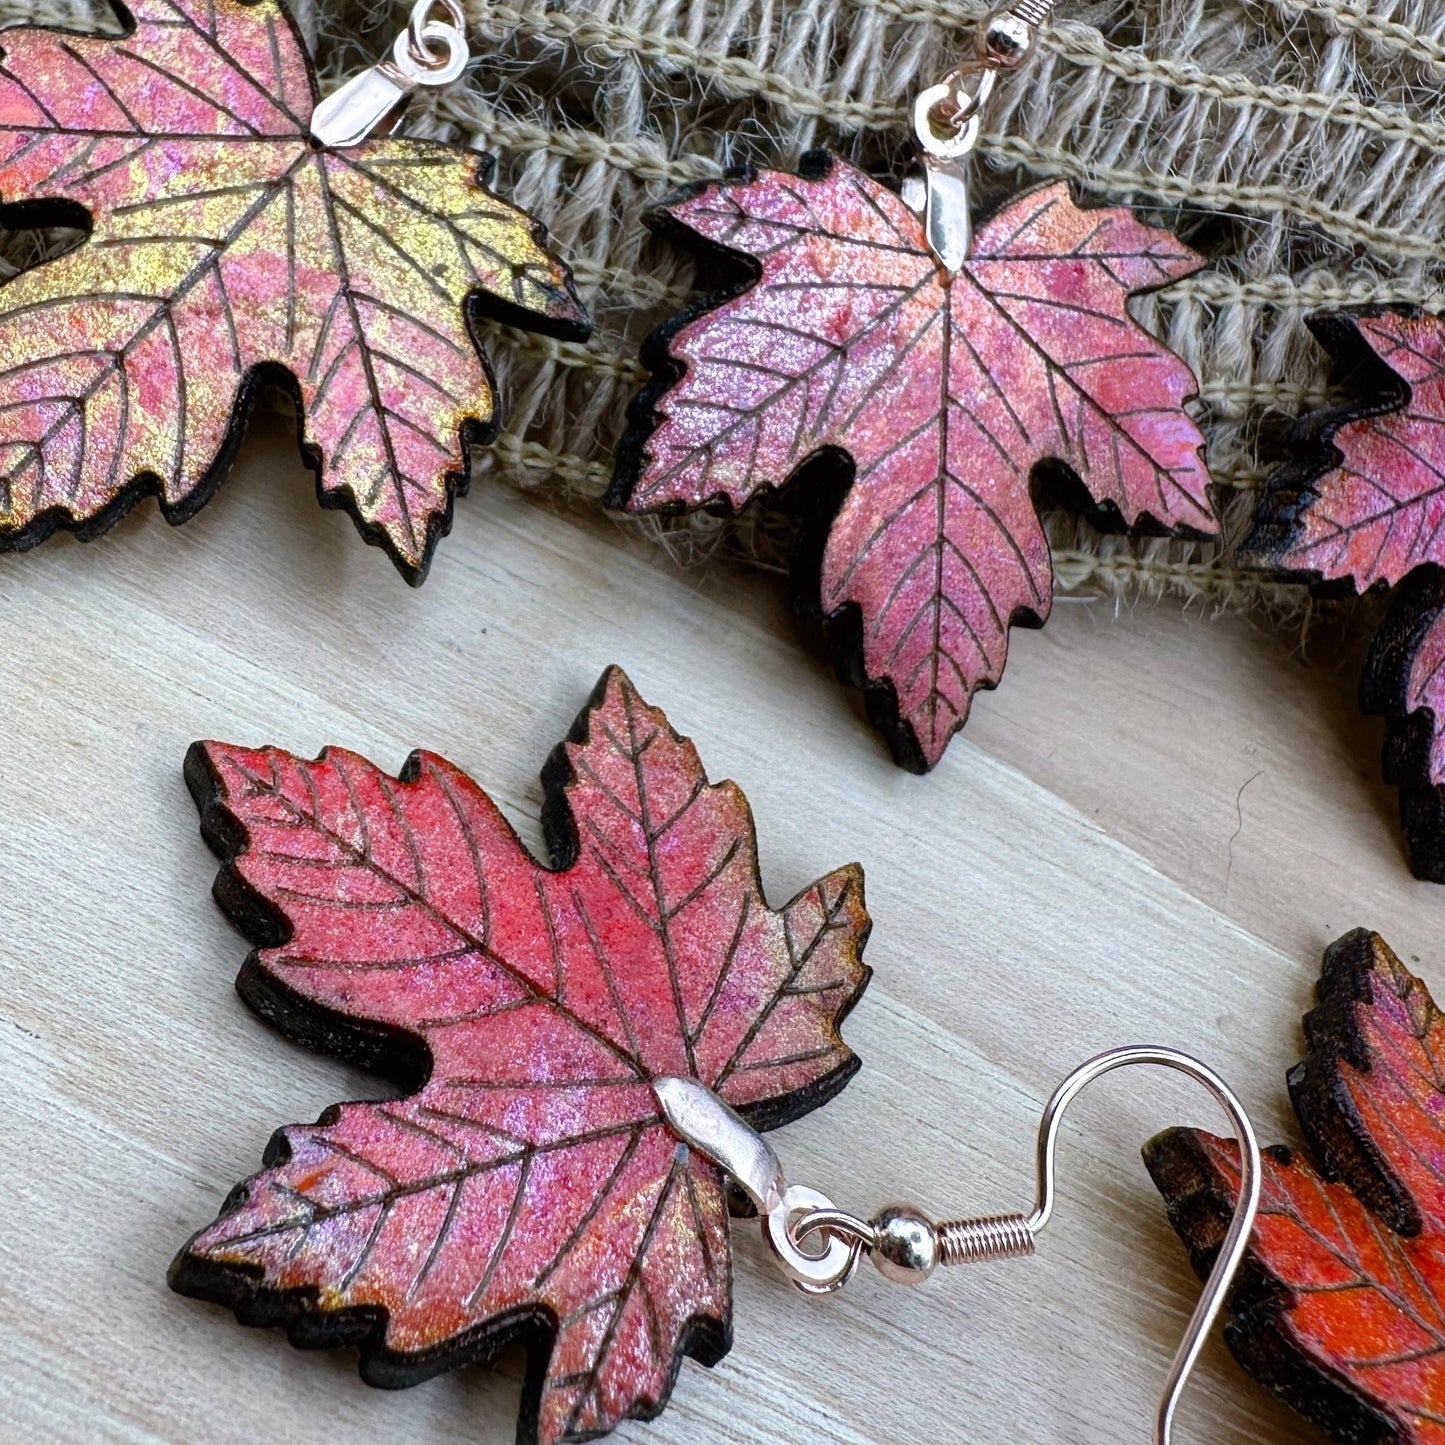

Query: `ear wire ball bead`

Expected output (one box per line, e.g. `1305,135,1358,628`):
977,11,1033,68
869,1204,939,1284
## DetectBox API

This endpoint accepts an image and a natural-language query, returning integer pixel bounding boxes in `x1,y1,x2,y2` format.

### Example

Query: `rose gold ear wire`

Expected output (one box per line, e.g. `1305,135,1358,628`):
906,0,1063,269
654,1046,1262,1445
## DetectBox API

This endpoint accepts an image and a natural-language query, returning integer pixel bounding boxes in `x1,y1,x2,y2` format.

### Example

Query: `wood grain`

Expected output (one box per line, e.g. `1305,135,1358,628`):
0,417,1433,1443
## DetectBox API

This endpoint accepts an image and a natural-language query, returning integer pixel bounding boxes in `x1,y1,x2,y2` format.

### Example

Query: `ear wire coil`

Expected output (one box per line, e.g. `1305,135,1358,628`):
1008,0,1058,30
936,1213,1036,1265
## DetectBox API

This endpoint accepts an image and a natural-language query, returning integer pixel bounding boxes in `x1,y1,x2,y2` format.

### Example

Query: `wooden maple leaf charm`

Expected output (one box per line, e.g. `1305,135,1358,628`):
611,154,1215,771
1247,311,1445,881
0,0,588,581
1147,929,1445,1444
170,667,870,1444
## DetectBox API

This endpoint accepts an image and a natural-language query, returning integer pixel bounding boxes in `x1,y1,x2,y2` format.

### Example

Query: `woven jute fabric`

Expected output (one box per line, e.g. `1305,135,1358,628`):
10,0,1445,612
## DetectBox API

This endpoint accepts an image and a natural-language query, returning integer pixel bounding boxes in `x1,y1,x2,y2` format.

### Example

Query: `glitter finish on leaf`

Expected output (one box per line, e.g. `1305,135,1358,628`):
170,666,870,1445
1246,311,1445,881
0,0,587,581
611,154,1215,771
1147,930,1445,1445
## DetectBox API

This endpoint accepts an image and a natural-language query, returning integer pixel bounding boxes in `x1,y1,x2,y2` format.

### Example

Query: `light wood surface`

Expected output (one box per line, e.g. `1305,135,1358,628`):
2,420,1433,1445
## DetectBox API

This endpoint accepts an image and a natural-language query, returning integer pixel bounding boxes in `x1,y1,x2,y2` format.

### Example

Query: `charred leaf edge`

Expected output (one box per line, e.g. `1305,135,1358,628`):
171,664,870,1441
1290,928,1429,1235
607,151,1214,774
167,1240,730,1445
0,0,589,585
1241,309,1416,591
1143,1129,1402,1445
1143,927,1433,1445
1360,565,1445,883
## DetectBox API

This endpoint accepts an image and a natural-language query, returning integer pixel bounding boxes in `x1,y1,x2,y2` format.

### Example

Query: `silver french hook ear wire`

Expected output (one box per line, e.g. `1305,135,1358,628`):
654,1044,1261,1443
1024,1046,1263,1445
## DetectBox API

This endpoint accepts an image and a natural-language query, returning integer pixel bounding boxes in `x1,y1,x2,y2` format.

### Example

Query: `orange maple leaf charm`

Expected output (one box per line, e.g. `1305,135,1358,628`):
1149,930,1445,1444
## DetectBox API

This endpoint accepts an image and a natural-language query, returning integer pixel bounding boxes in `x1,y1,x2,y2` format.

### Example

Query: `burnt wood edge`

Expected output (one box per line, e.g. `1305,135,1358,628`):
606,155,1215,772
1143,1128,1401,1445
167,1240,730,1445
1240,309,1445,883
1290,928,1433,1234
1360,566,1445,883
1240,309,1413,584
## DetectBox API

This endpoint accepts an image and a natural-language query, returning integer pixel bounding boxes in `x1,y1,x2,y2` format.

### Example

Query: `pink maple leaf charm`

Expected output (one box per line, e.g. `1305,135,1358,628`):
611,154,1215,770
170,666,870,1444
1246,311,1445,881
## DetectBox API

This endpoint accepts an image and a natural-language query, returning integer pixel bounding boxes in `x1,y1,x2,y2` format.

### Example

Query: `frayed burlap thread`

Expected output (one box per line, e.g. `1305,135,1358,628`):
6,0,1445,615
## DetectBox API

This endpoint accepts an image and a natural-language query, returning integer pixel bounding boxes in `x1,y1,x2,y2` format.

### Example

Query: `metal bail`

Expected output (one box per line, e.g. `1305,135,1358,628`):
908,70,993,274
653,1077,863,1295
652,1076,786,1213
311,0,469,149
311,66,415,148
919,154,972,275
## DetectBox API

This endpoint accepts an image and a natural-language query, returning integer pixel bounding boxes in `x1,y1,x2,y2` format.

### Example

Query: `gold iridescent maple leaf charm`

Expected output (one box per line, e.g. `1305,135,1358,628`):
0,0,588,581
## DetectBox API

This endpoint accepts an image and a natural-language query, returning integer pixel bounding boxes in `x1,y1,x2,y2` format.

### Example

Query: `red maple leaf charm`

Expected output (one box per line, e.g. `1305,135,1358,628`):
1147,929,1445,1444
0,0,587,581
1248,311,1445,881
611,154,1214,771
170,667,870,1444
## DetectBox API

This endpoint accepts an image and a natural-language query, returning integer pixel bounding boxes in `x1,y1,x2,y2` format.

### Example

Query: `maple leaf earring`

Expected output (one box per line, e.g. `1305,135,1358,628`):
1244,314,1445,883
1149,929,1445,1445
607,2,1216,772
0,0,589,581
169,667,1262,1443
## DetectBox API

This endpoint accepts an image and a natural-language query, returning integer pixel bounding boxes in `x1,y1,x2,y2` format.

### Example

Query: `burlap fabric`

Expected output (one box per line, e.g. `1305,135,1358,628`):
10,0,1444,612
